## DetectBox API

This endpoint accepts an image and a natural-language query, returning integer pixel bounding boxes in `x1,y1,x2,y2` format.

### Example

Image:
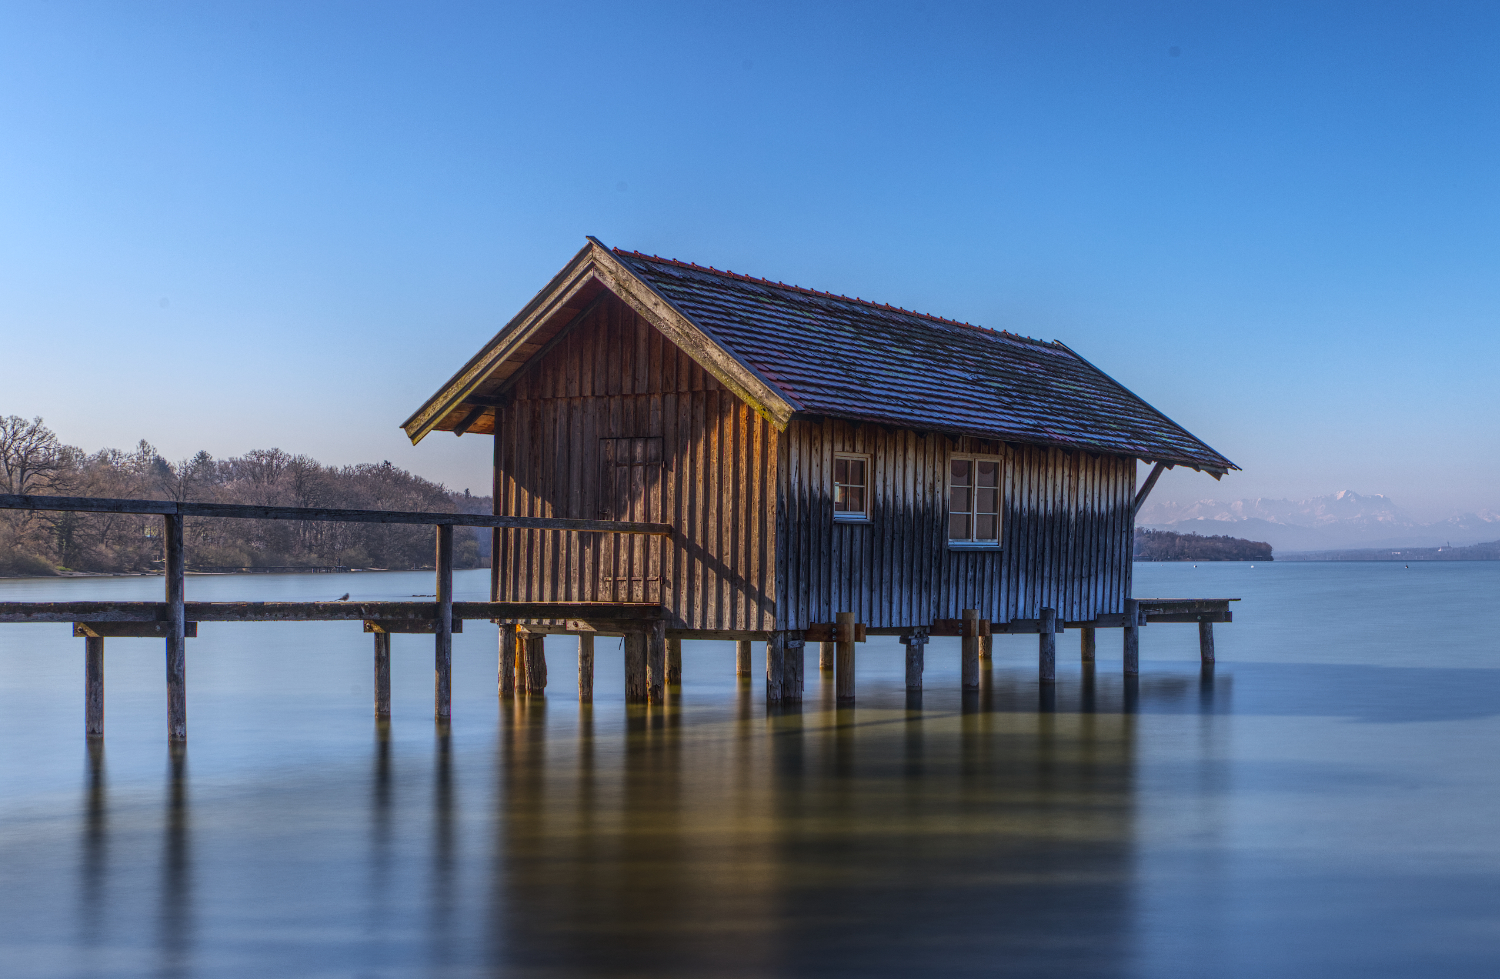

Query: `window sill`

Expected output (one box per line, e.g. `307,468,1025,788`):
948,541,1001,550
834,516,872,525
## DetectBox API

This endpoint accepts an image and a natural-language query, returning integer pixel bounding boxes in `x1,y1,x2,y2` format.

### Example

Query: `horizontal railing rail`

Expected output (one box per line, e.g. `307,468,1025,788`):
0,494,673,536
0,600,665,624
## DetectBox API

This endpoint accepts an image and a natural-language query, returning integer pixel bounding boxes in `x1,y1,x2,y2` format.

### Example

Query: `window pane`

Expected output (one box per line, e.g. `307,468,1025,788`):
950,512,971,540
846,486,864,514
975,514,998,541
976,461,998,486
950,486,971,514
849,459,865,486
976,488,998,515
834,458,847,484
834,484,847,511
950,459,970,484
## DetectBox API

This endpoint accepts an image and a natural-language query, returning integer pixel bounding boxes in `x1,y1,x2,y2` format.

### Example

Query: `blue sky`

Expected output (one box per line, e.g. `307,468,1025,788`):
3,1,1497,519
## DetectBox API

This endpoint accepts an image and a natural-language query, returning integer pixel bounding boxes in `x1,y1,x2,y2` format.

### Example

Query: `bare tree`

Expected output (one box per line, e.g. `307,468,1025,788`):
0,415,63,496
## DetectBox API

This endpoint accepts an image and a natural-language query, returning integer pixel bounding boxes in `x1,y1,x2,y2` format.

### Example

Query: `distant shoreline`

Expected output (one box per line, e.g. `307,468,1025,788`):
1281,542,1500,561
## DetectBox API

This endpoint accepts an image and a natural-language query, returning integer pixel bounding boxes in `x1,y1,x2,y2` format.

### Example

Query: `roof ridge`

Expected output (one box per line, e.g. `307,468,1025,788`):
613,248,1052,348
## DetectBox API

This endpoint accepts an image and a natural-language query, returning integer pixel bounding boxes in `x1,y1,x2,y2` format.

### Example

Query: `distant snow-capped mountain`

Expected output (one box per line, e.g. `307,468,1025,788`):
1136,491,1500,552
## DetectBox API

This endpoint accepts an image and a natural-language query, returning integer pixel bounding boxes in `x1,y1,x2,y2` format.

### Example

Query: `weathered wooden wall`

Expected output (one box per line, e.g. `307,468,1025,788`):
775,419,1134,629
491,296,778,632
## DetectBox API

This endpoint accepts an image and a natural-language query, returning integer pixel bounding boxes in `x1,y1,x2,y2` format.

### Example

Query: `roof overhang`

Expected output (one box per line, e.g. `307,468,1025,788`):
401,238,798,444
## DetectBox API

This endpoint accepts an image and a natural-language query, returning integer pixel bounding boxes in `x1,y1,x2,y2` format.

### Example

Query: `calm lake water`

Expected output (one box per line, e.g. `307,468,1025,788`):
2,562,1499,977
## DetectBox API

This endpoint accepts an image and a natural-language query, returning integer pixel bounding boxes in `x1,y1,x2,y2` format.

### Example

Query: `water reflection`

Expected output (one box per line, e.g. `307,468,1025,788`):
157,745,191,979
467,667,1165,977
35,664,1251,977
78,742,107,950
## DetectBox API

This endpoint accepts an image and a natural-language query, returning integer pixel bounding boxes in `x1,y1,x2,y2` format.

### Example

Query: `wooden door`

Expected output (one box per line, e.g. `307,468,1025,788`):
599,437,664,603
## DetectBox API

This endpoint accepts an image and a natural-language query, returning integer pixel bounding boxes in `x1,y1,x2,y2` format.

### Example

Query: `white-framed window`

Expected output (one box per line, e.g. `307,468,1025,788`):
833,453,870,522
949,455,1000,546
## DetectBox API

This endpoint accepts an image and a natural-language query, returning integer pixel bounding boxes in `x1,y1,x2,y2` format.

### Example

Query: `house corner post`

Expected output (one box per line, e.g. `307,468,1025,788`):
1039,607,1057,683
781,632,804,703
961,609,980,691
1123,598,1140,676
835,612,856,704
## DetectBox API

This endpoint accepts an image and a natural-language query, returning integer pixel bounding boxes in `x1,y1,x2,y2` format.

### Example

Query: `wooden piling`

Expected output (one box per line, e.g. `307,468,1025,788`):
578,634,594,703
667,637,682,685
782,633,804,703
374,632,391,717
525,634,547,693
1124,598,1140,676
499,624,517,697
624,630,647,703
163,514,186,742
85,636,104,738
647,620,666,704
819,641,834,672
961,608,980,691
765,633,785,704
435,524,453,720
835,612,855,704
980,635,992,660
736,639,753,677
902,629,927,692
1198,620,1215,665
1039,607,1057,683
1080,626,1096,664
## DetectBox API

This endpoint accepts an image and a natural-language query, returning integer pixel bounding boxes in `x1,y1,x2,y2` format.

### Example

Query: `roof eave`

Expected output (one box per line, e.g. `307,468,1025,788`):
784,409,1235,476
401,241,602,443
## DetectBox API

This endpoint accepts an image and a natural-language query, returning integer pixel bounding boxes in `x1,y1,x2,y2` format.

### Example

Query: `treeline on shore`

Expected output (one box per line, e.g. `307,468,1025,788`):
0,415,492,576
1134,527,1273,562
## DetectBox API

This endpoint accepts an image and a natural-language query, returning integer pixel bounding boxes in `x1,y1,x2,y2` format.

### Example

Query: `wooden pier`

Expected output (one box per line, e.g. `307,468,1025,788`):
1,492,1237,742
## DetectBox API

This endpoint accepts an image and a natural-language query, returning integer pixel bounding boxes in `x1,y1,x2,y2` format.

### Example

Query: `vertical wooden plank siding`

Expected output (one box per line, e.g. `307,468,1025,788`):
774,422,1135,629
492,295,778,632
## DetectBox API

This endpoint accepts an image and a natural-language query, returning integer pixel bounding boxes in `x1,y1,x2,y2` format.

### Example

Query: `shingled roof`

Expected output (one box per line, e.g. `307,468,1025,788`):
403,238,1235,475
611,251,1234,474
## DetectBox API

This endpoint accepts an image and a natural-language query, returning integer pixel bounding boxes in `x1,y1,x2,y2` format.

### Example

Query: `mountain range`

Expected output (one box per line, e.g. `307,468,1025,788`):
1136,490,1500,553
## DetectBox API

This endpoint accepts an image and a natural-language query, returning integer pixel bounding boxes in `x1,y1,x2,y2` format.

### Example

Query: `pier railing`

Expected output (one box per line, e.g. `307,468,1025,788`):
0,493,670,740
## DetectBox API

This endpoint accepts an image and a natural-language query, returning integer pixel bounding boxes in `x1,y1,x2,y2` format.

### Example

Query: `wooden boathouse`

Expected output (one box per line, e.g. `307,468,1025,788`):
0,238,1240,740
404,237,1238,703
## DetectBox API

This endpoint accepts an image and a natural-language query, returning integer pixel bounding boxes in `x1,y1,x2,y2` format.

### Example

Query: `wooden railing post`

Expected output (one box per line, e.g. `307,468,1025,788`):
835,612,856,704
961,609,980,690
164,514,186,741
499,624,517,697
624,630,647,702
735,640,753,678
1039,607,1057,683
765,633,785,705
578,635,594,703
901,628,927,692
524,634,547,693
85,636,104,738
374,631,391,716
647,621,666,704
1124,598,1140,676
667,637,682,685
435,524,453,721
